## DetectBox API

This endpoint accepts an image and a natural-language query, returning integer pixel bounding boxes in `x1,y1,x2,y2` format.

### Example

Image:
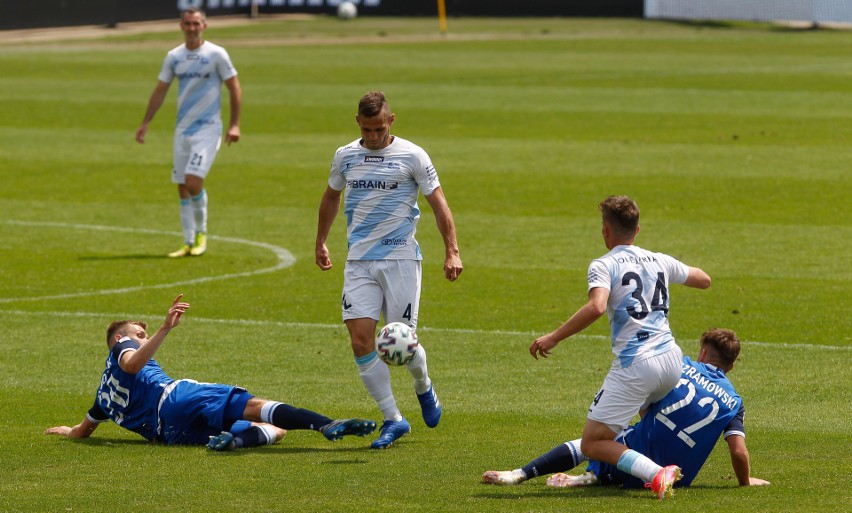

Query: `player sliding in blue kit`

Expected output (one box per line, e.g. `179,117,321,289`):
484,329,769,491
45,295,376,450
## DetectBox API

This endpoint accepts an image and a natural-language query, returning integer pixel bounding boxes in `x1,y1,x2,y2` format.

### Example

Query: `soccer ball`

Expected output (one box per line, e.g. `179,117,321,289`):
376,322,418,366
337,1,358,20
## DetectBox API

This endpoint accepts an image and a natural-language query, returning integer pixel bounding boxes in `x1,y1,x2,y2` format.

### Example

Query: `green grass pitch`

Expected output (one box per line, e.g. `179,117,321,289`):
0,16,849,512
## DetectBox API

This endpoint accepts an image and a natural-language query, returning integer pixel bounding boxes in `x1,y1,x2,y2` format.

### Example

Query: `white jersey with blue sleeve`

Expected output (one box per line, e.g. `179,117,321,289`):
587,245,690,368
158,41,237,137
328,136,440,261
87,337,174,441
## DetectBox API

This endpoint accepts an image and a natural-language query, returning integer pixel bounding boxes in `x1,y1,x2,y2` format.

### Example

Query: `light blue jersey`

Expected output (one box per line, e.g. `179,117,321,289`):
588,356,745,488
87,338,173,441
158,41,237,136
328,136,441,261
587,245,690,368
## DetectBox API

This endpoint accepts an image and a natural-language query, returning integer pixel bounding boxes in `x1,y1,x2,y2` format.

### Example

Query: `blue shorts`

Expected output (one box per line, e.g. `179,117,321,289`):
158,379,253,445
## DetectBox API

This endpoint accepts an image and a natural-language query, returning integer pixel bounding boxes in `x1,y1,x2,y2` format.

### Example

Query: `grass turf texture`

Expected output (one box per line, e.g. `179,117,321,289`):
1,16,850,512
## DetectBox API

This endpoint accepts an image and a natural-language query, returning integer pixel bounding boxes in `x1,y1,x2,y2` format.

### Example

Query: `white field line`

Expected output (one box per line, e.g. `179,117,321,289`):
2,220,847,352
0,308,848,352
1,220,296,303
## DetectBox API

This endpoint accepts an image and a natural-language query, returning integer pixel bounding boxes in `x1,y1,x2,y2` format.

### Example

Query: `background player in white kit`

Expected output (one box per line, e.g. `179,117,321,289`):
135,8,241,257
315,91,463,449
529,195,711,499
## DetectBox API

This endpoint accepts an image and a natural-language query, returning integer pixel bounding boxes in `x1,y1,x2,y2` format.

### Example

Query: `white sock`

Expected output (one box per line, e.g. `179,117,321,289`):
191,189,207,235
356,351,401,422
616,449,662,482
405,344,431,395
179,198,194,245
257,424,278,446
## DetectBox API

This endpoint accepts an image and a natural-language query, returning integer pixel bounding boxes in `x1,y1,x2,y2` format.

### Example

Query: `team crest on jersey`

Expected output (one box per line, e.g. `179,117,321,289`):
365,156,384,163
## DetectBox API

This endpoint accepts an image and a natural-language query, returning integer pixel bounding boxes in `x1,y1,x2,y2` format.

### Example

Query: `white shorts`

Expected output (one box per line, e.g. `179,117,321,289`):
587,345,683,434
172,125,222,184
342,260,421,327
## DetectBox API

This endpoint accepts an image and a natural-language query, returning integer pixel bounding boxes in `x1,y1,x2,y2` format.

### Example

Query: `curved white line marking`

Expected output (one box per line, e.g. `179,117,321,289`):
1,220,296,303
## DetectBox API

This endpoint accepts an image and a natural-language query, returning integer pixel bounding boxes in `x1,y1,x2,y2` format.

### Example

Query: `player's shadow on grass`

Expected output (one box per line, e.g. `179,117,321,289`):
68,437,156,447
208,445,375,459
78,254,171,261
474,484,638,500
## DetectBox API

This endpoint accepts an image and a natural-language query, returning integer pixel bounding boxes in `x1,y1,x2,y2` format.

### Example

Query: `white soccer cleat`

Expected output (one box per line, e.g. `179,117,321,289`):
482,469,526,486
546,471,600,488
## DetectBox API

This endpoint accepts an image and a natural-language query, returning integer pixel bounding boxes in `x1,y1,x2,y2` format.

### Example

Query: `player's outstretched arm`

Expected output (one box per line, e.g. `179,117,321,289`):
45,417,99,439
530,288,608,359
120,295,189,374
684,266,711,289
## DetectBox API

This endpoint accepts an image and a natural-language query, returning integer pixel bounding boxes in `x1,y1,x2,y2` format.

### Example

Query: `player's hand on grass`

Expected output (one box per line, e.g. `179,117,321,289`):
44,426,72,437
748,477,771,486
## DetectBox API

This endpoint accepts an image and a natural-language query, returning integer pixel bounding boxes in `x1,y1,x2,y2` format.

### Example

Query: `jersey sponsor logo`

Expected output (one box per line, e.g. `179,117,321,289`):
365,156,384,163
347,179,399,190
176,72,212,79
382,238,408,246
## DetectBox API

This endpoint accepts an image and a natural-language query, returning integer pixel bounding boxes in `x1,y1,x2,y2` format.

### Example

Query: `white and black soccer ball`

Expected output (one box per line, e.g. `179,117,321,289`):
337,1,358,20
376,322,418,366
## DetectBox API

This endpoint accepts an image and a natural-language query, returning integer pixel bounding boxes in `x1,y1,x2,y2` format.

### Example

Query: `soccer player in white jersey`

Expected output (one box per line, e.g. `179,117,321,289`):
135,8,241,257
529,195,712,499
484,328,770,492
315,91,463,449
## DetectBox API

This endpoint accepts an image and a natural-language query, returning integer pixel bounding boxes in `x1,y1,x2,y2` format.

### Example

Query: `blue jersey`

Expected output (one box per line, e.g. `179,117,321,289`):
86,337,174,441
588,356,745,487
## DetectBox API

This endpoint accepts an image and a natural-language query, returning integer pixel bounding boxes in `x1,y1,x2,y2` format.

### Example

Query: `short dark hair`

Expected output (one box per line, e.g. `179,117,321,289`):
106,320,147,346
358,91,390,118
700,328,741,368
181,8,206,21
599,195,640,238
